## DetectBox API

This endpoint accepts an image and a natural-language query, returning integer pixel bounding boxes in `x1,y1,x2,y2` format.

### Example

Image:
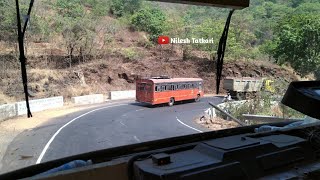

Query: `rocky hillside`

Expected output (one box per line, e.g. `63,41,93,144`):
0,27,300,104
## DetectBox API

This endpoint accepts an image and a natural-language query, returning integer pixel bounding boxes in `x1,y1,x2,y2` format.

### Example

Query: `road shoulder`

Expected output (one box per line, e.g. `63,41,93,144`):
0,100,131,174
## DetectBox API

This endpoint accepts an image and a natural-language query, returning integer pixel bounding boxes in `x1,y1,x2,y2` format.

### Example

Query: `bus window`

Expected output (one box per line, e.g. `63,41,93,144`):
155,86,160,92
145,84,151,91
161,85,166,91
167,85,172,90
171,85,175,91
138,83,146,91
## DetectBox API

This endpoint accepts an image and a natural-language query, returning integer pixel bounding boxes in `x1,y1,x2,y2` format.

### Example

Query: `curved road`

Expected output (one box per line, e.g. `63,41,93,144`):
1,96,222,173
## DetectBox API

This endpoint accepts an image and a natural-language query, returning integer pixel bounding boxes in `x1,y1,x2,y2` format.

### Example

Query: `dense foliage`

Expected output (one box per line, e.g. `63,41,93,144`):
131,7,167,41
273,13,320,76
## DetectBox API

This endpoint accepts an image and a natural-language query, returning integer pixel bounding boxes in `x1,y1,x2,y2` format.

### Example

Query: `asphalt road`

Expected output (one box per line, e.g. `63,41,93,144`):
1,96,222,173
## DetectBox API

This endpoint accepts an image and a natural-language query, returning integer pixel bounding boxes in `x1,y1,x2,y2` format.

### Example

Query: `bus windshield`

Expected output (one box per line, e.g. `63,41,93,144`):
0,0,319,175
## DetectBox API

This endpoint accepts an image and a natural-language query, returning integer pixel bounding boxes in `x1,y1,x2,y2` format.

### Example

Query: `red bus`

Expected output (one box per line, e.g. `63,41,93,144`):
136,77,204,106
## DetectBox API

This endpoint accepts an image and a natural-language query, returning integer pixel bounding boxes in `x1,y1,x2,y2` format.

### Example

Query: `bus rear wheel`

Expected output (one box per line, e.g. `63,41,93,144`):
168,98,175,106
195,94,200,102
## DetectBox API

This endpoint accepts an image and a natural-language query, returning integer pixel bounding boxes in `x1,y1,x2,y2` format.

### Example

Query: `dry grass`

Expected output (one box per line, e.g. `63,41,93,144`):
0,92,16,104
62,85,91,99
0,42,16,54
195,115,239,131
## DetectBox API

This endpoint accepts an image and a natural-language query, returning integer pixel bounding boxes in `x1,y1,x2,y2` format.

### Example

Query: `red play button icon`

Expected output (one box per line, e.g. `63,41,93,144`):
158,36,170,44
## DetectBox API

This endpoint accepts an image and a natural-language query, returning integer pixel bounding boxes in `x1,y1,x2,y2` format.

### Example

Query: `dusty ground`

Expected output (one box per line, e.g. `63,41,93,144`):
195,115,239,130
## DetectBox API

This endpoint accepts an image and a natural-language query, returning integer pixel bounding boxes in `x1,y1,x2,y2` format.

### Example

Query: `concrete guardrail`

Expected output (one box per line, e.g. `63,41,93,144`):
71,94,104,105
109,90,135,100
0,91,135,121
0,96,64,121
16,96,64,116
0,104,17,121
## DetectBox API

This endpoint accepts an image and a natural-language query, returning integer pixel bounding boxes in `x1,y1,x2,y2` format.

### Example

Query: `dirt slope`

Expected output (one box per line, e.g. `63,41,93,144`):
0,28,299,104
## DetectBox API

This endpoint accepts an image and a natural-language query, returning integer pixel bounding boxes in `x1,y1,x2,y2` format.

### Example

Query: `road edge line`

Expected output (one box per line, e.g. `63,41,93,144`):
35,104,126,164
176,117,203,133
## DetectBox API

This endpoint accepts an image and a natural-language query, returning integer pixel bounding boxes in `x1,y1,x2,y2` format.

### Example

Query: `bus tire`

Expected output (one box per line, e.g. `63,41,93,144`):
195,94,200,102
168,98,175,106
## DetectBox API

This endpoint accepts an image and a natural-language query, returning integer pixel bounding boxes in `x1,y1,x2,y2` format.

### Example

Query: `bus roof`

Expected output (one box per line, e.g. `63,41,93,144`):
147,78,203,84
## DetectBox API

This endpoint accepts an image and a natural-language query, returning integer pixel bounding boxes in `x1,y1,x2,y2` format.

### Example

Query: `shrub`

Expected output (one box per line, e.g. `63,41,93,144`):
130,7,167,42
120,48,142,61
110,0,142,17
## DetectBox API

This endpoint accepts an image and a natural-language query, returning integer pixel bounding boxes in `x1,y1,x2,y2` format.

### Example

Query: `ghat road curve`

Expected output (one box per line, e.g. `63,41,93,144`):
1,96,222,173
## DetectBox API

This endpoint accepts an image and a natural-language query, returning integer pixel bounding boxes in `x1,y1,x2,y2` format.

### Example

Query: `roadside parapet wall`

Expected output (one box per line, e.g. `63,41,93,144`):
0,90,137,121
109,90,135,100
16,96,64,116
71,94,104,105
0,96,64,121
0,104,17,121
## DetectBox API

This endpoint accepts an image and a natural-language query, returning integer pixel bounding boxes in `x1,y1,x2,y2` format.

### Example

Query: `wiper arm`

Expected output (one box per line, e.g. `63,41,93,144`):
216,9,234,94
15,0,35,118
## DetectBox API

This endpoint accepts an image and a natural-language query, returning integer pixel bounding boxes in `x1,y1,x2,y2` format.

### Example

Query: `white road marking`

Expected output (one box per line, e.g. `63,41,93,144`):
120,121,126,126
176,117,203,133
134,136,140,142
136,109,144,112
36,104,127,164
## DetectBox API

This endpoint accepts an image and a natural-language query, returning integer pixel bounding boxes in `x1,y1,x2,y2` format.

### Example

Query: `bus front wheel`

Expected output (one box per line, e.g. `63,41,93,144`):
168,98,175,106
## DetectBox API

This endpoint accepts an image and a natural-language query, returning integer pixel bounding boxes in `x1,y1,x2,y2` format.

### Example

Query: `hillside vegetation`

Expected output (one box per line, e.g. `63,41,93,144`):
0,0,319,103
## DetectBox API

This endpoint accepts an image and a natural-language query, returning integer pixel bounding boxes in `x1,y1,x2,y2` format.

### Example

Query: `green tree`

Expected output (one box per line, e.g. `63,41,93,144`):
131,7,167,41
294,2,320,14
0,0,31,41
110,0,142,17
55,0,84,19
273,13,320,76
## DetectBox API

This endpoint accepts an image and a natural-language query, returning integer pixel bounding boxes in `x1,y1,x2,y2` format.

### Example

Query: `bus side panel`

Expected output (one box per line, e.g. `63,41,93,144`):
174,89,199,101
153,91,170,105
152,81,204,104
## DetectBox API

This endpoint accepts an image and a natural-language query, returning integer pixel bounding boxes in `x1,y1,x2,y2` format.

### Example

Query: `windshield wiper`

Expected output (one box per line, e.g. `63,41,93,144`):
15,0,34,118
216,9,234,94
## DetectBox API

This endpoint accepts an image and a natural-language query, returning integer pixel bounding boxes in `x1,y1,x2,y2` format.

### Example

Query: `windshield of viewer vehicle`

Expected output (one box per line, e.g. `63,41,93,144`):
0,0,319,174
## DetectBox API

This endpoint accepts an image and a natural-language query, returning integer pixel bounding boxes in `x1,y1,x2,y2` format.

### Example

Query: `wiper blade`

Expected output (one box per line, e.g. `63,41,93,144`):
216,9,234,94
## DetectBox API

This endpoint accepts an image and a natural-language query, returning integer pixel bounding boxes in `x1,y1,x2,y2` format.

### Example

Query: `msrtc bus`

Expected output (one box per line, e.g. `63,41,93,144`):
136,77,204,106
